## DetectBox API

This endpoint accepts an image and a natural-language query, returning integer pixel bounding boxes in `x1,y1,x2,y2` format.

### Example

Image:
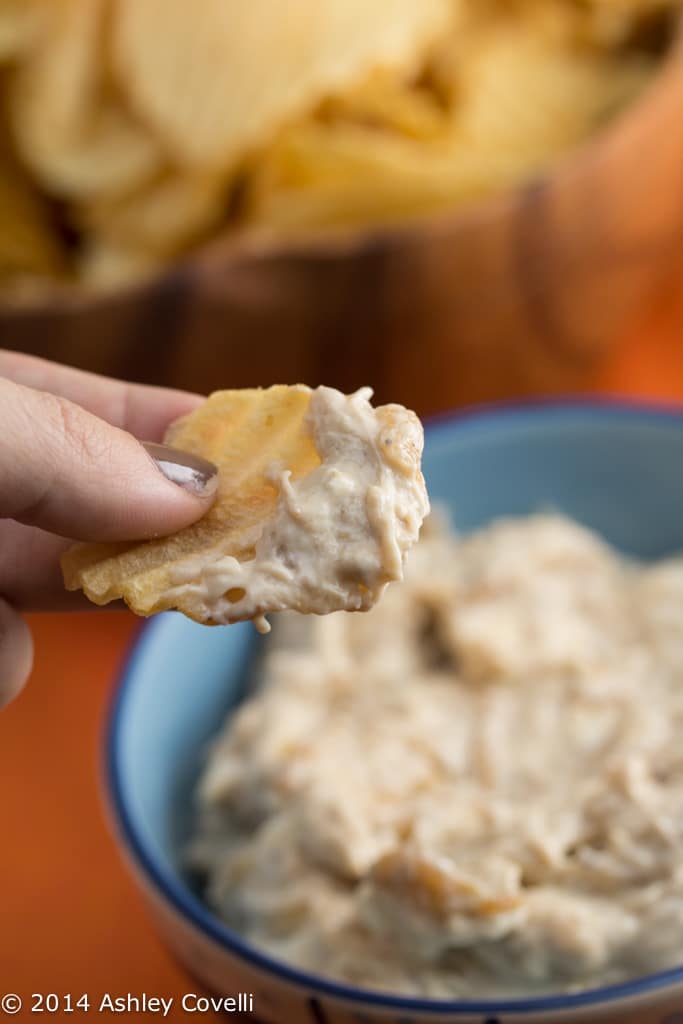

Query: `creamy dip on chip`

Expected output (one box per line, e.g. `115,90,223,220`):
189,513,683,997
165,385,429,632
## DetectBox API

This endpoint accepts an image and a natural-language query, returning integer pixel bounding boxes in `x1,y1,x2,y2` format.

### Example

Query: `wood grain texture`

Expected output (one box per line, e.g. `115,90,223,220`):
2,30,683,415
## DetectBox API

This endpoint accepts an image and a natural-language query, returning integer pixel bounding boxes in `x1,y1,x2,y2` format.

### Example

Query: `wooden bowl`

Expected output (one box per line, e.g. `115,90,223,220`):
2,29,683,417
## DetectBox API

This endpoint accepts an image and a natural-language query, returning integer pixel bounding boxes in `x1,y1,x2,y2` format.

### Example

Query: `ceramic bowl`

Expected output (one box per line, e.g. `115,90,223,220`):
107,400,683,1023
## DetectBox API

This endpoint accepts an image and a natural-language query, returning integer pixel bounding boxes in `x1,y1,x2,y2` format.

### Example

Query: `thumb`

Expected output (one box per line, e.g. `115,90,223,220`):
0,597,33,709
0,377,217,541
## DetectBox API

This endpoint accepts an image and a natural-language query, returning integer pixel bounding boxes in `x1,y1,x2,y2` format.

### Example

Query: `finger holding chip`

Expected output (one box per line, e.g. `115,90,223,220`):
62,386,429,633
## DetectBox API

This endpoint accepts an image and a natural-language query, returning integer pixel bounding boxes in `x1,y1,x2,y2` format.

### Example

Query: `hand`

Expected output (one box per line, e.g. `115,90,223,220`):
0,350,218,709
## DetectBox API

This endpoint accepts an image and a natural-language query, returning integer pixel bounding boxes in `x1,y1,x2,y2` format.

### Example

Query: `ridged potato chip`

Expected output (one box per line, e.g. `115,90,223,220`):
0,127,66,287
112,0,451,169
318,67,448,141
80,169,232,257
0,0,45,62
0,0,674,294
244,8,656,233
243,123,490,231
62,386,429,631
62,387,319,625
580,0,680,47
77,238,163,289
10,0,162,201
453,22,655,161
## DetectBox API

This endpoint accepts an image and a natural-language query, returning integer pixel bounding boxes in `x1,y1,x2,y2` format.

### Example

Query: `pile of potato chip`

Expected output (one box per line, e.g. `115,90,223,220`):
0,0,678,299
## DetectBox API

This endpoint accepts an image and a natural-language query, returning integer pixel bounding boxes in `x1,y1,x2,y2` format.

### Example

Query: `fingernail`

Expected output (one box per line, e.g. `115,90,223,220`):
143,442,218,497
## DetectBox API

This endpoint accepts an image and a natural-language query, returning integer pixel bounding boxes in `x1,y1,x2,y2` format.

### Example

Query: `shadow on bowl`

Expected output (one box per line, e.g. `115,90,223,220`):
107,399,683,1024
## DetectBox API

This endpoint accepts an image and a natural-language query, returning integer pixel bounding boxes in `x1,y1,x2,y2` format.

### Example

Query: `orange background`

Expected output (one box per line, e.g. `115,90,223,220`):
2,275,683,1022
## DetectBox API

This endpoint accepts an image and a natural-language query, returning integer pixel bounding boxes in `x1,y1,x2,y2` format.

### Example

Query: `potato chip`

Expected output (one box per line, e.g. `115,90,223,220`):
112,0,451,169
318,67,448,141
241,0,659,235
0,127,66,286
580,0,680,47
62,387,320,624
62,385,429,631
0,0,674,294
77,238,163,290
243,123,494,231
9,0,162,201
242,31,652,234
0,0,45,63
80,168,231,257
452,23,655,161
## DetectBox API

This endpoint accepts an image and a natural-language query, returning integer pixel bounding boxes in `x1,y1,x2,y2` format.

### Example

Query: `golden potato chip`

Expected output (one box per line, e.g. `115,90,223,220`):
0,0,45,63
80,169,231,257
318,67,448,141
0,0,672,295
243,123,493,231
62,385,429,632
580,0,679,47
9,0,162,201
241,0,658,236
112,0,451,169
0,128,66,286
62,387,319,625
452,23,655,161
77,238,163,290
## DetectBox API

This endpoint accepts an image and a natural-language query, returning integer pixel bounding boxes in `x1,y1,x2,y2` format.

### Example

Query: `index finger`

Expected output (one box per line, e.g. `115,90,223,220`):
0,349,204,441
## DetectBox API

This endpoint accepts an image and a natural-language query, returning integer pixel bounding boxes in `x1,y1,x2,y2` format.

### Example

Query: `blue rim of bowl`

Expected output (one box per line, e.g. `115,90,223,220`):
107,397,683,1017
